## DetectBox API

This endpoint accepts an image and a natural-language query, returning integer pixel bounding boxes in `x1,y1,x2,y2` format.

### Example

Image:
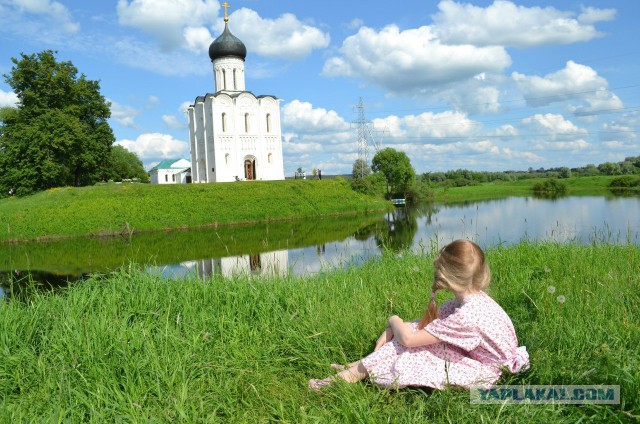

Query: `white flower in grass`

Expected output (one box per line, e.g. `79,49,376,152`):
544,267,551,273
547,286,556,294
557,295,566,304
412,266,420,273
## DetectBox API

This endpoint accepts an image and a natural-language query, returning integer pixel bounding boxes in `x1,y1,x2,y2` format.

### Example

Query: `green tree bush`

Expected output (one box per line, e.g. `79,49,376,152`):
371,148,415,198
0,50,114,196
104,145,149,183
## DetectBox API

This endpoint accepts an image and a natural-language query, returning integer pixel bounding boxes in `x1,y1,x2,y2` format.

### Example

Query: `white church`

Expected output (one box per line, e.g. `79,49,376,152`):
187,6,285,183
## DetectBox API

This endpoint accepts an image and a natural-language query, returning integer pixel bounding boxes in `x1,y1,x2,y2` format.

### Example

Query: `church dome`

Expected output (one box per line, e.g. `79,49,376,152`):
208,23,247,61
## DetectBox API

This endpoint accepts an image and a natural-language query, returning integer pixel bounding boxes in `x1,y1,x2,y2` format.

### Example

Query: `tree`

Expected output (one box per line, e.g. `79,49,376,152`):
104,145,149,183
352,158,372,178
0,50,114,196
371,147,415,198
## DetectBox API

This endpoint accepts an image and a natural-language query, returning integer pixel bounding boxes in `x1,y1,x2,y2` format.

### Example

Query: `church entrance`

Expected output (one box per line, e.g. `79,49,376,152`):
244,158,256,180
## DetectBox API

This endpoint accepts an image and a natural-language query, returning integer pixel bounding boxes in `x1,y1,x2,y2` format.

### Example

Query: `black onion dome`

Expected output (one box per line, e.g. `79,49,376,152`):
208,23,247,61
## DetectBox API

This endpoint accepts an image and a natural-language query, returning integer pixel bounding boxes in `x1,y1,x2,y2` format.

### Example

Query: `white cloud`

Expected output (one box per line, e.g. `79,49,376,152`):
432,76,504,113
512,61,623,114
0,88,19,108
117,0,219,50
532,140,589,151
322,24,511,93
502,148,542,162
371,110,480,141
229,8,330,59
162,114,186,130
282,100,349,134
493,125,518,137
108,99,142,128
1,0,79,32
578,6,616,25
115,133,188,163
432,0,611,47
184,26,214,53
521,113,587,139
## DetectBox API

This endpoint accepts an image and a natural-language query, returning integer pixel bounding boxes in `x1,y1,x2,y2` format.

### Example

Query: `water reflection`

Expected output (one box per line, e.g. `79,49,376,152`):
2,194,639,297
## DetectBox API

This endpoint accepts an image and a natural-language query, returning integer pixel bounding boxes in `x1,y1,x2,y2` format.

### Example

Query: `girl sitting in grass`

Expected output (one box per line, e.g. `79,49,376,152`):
309,239,529,391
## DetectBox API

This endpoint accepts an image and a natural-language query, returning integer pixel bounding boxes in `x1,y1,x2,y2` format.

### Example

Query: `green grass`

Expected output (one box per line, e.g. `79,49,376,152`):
1,242,638,422
432,175,619,204
0,180,390,243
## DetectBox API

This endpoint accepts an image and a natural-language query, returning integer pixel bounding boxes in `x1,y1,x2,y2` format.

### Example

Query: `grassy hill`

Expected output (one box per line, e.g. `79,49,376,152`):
0,179,390,243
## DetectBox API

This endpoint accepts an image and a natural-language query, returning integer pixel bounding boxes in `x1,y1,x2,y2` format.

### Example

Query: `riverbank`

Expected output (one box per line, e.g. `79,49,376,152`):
431,175,618,203
0,179,390,243
1,243,638,422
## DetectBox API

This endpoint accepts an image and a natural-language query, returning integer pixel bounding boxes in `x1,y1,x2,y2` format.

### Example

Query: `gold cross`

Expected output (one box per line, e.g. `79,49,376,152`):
222,1,230,22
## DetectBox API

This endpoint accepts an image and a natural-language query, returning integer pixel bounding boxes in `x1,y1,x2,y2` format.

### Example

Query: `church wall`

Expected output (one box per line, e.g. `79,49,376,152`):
187,108,198,182
204,96,217,182
194,100,208,182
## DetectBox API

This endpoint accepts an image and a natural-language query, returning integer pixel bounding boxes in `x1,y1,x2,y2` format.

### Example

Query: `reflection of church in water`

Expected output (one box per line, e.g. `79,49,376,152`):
194,250,289,279
187,3,285,183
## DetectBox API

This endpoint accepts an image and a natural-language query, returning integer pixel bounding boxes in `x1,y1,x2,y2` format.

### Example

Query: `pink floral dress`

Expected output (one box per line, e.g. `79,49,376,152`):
361,291,529,389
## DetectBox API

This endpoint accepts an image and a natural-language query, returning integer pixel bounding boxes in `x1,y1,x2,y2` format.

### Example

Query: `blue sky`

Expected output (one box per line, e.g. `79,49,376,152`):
1,0,639,176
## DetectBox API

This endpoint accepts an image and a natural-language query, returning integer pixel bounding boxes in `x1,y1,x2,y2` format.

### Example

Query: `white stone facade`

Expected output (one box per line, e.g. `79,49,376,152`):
188,23,285,183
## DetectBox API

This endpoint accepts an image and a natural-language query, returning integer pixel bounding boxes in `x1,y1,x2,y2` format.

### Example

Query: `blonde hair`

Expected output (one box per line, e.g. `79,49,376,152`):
418,240,490,329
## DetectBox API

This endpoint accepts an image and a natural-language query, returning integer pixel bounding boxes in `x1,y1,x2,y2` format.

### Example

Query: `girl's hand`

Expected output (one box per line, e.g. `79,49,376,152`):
374,326,394,351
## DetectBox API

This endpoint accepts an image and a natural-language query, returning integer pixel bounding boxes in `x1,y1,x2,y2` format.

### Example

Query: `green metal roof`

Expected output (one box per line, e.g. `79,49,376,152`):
151,159,190,171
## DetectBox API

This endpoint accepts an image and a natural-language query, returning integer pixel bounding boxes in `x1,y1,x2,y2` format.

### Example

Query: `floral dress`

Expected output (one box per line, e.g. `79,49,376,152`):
361,291,529,389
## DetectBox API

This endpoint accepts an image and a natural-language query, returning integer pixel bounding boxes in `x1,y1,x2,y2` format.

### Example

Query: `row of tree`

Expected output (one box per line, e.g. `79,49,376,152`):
0,50,148,197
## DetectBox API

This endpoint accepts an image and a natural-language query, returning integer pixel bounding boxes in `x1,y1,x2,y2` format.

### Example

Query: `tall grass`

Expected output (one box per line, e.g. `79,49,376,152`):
1,242,638,422
0,180,389,243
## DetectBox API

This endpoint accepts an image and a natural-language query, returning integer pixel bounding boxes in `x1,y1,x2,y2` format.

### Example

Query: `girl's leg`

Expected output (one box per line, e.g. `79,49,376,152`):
330,360,359,371
309,360,369,390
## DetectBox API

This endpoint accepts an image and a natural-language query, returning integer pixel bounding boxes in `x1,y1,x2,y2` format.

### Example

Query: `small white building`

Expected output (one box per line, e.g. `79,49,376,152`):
187,8,285,183
149,158,192,184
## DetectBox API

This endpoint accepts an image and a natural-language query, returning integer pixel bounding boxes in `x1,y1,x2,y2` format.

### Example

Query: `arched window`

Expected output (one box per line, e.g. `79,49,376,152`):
266,113,271,133
221,112,226,132
172,174,176,182
165,174,168,182
244,113,250,133
233,69,237,90
225,153,230,164
268,153,273,163
222,69,226,90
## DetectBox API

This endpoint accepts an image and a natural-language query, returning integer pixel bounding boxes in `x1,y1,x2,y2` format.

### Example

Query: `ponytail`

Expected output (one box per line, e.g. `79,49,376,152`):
418,291,438,329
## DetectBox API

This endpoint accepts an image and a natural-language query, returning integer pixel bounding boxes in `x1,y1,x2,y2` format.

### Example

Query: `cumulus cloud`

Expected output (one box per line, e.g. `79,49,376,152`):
117,0,219,50
162,114,186,130
229,8,330,59
0,0,80,32
116,1,328,59
512,61,623,114
108,99,142,128
371,110,480,142
431,74,505,114
532,140,589,151
282,100,349,134
521,113,587,139
322,24,511,93
0,88,19,108
115,133,189,163
432,0,612,47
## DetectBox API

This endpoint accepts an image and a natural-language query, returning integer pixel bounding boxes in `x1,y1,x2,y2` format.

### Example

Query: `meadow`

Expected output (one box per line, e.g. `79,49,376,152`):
1,242,638,422
0,179,389,243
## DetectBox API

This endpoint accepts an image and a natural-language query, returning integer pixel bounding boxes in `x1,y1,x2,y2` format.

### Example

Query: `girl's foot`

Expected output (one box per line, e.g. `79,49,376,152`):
308,378,332,391
330,363,346,371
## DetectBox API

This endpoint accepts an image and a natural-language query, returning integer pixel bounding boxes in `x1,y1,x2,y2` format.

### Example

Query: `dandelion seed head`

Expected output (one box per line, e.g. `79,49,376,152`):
547,286,556,294
544,267,551,273
557,295,566,304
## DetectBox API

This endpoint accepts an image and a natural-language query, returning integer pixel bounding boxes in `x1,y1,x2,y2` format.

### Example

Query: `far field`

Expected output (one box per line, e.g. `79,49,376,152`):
0,175,626,243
